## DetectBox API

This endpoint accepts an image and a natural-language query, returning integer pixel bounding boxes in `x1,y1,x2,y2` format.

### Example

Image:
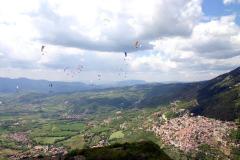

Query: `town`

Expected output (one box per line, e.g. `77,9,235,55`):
152,114,238,155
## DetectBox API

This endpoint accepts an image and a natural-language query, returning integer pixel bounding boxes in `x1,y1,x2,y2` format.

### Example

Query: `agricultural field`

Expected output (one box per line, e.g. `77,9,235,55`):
59,134,85,149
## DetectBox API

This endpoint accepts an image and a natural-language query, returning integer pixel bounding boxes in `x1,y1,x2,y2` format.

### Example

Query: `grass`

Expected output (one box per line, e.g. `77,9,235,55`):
0,135,21,149
60,134,85,149
0,148,19,155
33,137,65,145
31,127,77,137
0,149,19,160
56,122,85,131
109,131,124,140
30,122,85,138
91,126,110,133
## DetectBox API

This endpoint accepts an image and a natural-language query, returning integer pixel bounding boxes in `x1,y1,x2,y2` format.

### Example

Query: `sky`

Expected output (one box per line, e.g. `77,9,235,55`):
0,0,240,83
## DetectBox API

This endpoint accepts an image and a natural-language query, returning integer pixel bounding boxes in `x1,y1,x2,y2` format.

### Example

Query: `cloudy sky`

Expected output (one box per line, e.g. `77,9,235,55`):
0,0,240,83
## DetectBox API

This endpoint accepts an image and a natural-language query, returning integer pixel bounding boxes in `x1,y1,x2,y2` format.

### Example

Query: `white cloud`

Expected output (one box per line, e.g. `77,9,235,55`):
152,15,240,61
0,0,239,82
130,53,177,72
29,0,202,52
126,15,240,79
190,15,240,59
223,0,240,4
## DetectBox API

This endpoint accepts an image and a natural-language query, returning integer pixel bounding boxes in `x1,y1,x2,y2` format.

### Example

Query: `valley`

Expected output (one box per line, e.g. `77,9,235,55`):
0,67,239,160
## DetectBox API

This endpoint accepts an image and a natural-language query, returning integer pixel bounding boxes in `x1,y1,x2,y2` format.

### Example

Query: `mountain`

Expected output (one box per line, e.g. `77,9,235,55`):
136,82,204,107
114,80,146,86
98,80,147,88
47,66,239,121
193,67,240,121
0,78,146,94
0,77,93,93
1,66,239,121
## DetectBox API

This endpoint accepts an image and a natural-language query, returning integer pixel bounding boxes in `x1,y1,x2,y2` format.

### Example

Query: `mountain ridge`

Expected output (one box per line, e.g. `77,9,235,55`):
193,66,240,121
0,77,147,93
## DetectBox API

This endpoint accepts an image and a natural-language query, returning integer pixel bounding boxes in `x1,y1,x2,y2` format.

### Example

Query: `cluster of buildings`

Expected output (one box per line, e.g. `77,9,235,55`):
152,114,238,154
10,145,67,159
92,139,109,148
32,146,67,155
103,118,112,125
61,114,83,120
9,132,29,144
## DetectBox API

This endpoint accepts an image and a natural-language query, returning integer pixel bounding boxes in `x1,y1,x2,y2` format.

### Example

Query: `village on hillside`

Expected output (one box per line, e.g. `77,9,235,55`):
152,113,239,156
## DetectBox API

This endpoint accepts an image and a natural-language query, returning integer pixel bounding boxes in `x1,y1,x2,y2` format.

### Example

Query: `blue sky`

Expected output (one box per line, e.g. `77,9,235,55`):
0,0,240,83
203,0,240,24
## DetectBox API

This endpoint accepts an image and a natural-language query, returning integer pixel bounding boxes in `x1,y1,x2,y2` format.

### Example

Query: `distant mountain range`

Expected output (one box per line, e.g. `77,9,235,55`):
1,67,239,121
102,80,146,87
0,78,90,93
0,77,146,93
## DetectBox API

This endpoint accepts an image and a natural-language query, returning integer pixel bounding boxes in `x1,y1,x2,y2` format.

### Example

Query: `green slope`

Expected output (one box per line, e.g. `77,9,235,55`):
193,66,240,121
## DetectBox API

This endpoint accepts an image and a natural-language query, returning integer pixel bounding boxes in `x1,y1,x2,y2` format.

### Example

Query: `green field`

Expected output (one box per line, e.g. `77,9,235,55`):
33,137,65,145
109,131,124,140
60,134,85,149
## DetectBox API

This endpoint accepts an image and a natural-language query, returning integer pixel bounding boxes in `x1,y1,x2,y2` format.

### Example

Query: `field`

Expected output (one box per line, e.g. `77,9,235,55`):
33,137,65,145
60,134,85,149
109,131,124,140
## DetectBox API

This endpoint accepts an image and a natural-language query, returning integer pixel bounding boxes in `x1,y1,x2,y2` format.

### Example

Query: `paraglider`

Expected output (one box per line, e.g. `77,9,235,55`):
48,83,53,93
41,45,45,52
64,67,68,72
41,45,45,55
135,41,139,48
16,85,20,93
77,65,83,69
64,65,85,77
77,65,84,72
134,41,141,48
97,74,101,80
